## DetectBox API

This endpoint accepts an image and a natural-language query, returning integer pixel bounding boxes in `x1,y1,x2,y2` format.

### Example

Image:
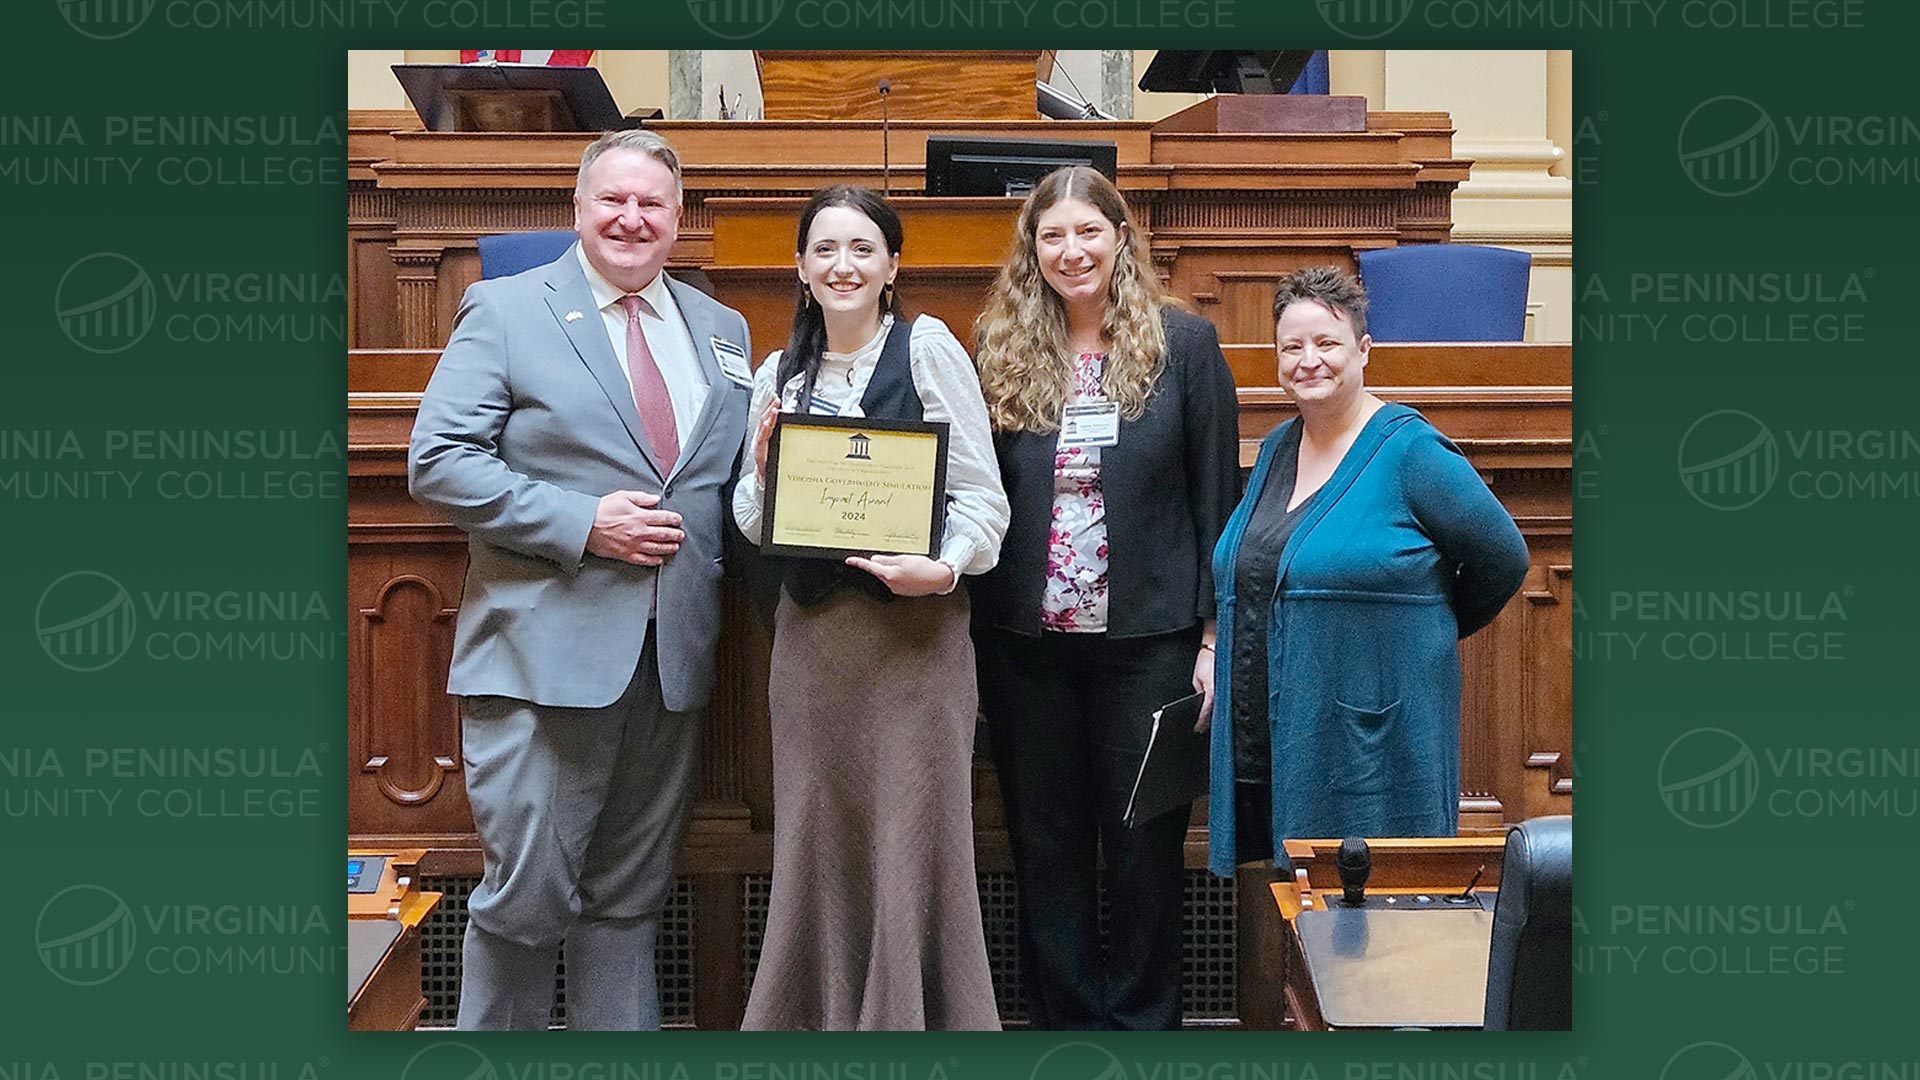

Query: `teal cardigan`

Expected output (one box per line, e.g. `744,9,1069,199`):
1207,404,1529,877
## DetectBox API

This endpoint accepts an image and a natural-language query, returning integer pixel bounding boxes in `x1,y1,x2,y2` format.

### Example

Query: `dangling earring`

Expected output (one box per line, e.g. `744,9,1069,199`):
800,282,813,309
882,282,895,310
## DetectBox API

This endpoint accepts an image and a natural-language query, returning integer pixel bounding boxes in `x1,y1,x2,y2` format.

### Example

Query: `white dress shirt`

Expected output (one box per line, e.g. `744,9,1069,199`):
732,314,1010,583
576,247,709,443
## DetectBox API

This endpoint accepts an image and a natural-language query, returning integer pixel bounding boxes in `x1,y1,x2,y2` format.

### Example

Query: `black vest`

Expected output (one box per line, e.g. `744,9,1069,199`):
780,317,925,608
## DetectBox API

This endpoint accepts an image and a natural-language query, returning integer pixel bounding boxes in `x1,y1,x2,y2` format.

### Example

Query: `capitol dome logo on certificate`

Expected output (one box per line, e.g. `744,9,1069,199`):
762,414,949,561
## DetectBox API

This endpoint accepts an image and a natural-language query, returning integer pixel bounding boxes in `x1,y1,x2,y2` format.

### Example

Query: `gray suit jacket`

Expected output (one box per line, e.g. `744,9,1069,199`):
408,246,752,712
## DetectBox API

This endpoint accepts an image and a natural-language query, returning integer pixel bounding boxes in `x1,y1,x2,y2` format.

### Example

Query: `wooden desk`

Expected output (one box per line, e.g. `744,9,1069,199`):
347,848,441,1031
1266,837,1507,1031
347,108,1466,353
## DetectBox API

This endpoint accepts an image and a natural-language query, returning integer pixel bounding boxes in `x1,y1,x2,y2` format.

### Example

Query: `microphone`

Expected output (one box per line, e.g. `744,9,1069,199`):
878,79,891,196
1337,837,1371,907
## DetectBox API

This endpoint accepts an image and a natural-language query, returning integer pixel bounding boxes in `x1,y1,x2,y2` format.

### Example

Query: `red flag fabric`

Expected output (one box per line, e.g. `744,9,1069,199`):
460,51,593,65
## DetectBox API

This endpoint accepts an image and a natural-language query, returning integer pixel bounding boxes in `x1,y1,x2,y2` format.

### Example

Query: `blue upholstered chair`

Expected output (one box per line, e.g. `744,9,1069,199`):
1355,244,1532,342
1482,814,1572,1030
475,231,722,301
477,230,576,279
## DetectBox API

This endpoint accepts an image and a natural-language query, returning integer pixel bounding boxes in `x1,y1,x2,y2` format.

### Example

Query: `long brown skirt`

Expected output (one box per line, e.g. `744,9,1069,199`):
740,585,1001,1031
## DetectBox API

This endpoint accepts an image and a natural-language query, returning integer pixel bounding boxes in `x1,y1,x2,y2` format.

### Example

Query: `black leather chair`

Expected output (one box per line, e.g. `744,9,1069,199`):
1483,814,1572,1030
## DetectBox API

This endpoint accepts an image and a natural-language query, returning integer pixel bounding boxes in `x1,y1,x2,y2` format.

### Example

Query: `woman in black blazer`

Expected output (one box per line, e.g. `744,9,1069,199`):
970,166,1240,1030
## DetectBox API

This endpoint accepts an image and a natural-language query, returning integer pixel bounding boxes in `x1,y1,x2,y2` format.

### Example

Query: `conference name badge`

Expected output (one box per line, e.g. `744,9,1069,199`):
762,414,949,561
1059,402,1121,448
710,336,752,387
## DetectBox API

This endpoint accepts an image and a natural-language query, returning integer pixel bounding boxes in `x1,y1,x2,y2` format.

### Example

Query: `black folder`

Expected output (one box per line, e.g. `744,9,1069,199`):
1122,691,1210,828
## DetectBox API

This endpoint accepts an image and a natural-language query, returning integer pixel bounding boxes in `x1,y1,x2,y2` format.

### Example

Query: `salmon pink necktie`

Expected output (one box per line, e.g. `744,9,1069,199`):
619,294,679,475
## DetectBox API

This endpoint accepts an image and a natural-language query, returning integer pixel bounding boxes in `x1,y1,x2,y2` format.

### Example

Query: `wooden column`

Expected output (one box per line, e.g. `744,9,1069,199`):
391,246,446,349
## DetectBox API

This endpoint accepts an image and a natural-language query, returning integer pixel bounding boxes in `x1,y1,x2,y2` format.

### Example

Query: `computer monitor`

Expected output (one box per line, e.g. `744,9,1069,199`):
923,136,1119,198
1137,51,1316,95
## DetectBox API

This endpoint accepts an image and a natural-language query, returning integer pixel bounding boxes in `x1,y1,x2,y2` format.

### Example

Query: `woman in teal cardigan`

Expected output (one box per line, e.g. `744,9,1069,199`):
1207,267,1529,877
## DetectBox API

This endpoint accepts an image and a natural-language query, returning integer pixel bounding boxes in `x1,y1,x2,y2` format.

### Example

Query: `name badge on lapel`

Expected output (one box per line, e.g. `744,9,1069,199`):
1059,402,1120,448
710,336,753,388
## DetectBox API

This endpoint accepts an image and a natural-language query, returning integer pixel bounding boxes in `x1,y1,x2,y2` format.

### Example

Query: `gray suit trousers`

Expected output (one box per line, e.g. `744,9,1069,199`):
455,631,701,1030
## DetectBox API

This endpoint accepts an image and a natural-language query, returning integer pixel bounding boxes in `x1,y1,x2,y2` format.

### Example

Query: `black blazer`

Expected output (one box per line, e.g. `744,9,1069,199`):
969,307,1241,638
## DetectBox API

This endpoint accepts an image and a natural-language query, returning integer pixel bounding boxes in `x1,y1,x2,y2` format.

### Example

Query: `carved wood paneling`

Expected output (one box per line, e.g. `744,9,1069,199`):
348,113,1467,365
680,196,721,233
351,237,401,348
396,189,572,236
1152,191,1399,233
357,574,460,804
1400,183,1459,241
1458,594,1502,814
347,551,474,838
435,248,483,347
389,247,444,349
701,585,755,811
349,182,400,349
1523,563,1576,819
348,187,396,225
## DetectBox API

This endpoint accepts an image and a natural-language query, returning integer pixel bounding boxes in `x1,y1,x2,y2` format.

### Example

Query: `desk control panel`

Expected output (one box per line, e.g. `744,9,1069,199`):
1317,891,1491,911
348,849,423,919
347,856,387,895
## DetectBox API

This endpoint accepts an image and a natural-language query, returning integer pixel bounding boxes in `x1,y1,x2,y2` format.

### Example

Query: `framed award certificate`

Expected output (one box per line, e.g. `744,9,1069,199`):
761,414,949,560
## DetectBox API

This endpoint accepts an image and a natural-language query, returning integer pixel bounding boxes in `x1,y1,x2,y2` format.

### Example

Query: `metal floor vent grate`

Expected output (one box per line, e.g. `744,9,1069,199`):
735,869,1236,1027
420,869,1233,1027
418,875,695,1029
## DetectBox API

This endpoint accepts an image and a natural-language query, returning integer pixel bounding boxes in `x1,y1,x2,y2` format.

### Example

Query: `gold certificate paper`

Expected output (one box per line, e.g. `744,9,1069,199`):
762,414,950,560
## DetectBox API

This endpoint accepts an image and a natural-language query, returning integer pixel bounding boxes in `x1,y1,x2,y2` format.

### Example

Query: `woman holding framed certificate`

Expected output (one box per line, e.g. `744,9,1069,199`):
731,185,1009,1030
969,166,1241,1029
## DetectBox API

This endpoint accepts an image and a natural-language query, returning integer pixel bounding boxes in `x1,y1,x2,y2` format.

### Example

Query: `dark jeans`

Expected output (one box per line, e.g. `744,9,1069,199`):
976,625,1199,1030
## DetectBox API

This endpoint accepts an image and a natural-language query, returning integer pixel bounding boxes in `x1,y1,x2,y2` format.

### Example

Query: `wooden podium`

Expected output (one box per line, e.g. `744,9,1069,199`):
755,51,1050,121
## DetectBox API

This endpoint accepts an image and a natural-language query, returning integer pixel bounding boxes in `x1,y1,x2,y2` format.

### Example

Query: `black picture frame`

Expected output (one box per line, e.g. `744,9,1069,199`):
760,413,950,561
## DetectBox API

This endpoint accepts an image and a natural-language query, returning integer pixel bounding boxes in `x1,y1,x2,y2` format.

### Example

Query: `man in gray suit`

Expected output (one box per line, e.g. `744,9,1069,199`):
409,129,753,1030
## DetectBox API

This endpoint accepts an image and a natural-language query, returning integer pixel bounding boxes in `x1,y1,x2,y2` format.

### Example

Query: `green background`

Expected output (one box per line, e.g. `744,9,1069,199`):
7,0,1913,1075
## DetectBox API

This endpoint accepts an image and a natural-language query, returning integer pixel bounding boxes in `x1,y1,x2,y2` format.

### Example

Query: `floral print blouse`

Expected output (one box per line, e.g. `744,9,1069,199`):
1041,352,1111,632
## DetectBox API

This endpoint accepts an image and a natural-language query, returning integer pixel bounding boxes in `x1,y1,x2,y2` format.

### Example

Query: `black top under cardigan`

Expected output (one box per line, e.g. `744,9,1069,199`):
968,307,1241,638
